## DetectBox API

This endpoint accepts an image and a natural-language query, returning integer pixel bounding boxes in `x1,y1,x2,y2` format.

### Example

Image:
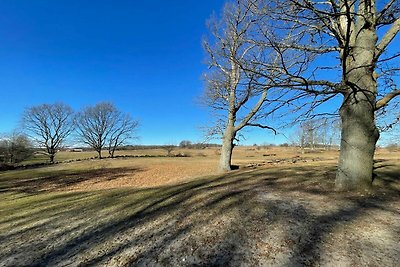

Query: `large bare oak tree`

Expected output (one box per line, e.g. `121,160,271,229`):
249,0,400,190
22,103,74,163
76,102,138,159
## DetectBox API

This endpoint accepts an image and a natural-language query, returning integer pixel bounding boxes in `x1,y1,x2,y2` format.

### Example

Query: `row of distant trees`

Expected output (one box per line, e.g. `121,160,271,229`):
293,119,341,150
2,102,138,164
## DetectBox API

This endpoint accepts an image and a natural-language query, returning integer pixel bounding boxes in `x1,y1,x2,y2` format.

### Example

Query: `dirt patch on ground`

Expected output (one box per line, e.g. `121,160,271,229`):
70,159,219,191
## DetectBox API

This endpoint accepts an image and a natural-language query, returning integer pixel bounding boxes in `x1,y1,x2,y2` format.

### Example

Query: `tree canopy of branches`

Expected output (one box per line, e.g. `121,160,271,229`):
242,0,400,190
22,103,74,163
203,0,294,172
76,102,138,159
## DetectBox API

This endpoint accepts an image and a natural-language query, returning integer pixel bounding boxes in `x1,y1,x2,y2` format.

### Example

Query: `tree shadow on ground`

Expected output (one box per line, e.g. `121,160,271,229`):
0,163,399,266
0,166,143,194
373,159,400,192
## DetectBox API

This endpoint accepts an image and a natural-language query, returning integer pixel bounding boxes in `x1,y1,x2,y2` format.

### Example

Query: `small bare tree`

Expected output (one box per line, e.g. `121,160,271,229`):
22,103,74,163
76,102,138,159
163,144,176,156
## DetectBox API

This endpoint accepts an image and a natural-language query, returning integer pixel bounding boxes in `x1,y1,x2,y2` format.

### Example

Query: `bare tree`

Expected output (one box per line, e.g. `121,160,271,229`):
203,0,291,172
318,119,341,149
22,103,74,163
0,132,33,164
248,0,400,190
296,120,318,150
76,102,138,159
108,114,138,158
162,144,176,156
294,119,340,151
179,140,192,148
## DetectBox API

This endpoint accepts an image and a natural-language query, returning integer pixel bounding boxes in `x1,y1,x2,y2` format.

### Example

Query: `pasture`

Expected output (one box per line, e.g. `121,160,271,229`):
1,147,399,266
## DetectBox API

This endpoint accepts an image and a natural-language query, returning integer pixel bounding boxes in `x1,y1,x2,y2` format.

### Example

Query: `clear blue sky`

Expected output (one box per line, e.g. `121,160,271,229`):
0,1,397,146
0,0,245,145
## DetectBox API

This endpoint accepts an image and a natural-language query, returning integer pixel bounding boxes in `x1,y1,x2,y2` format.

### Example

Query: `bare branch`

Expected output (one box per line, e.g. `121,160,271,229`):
246,123,277,134
376,90,400,110
376,18,400,60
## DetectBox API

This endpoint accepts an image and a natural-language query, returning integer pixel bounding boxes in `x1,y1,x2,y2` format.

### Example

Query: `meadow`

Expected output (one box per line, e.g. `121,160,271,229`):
1,147,399,266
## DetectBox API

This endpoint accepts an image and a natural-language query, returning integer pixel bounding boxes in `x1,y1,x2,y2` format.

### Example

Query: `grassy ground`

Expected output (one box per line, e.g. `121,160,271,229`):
0,147,399,266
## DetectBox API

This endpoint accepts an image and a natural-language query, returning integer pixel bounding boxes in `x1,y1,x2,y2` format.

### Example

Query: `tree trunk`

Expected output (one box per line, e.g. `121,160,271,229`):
335,9,380,191
49,148,55,163
49,154,55,164
97,149,102,159
110,148,115,158
336,91,379,190
219,126,236,172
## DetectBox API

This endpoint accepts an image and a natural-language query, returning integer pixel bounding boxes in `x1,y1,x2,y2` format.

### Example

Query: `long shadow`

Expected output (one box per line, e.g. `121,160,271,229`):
1,163,399,266
373,159,400,193
282,197,392,266
0,166,143,194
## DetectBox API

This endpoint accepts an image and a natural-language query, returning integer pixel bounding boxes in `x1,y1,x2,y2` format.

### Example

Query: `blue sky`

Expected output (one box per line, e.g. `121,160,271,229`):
0,0,240,145
0,1,398,146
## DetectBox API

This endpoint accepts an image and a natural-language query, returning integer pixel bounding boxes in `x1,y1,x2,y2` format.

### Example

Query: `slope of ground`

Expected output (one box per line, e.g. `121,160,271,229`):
0,148,399,266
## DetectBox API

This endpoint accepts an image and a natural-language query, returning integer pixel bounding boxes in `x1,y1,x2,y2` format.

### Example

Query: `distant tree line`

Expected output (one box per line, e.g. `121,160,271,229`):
178,140,221,149
293,119,341,150
120,143,222,151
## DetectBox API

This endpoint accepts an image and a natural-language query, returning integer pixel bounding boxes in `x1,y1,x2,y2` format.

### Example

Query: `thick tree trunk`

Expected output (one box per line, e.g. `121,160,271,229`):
336,91,379,190
97,149,102,159
335,8,380,191
219,126,236,172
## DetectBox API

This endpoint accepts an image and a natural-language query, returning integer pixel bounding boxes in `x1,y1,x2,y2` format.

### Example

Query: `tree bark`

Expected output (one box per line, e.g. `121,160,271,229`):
336,90,379,190
335,4,381,191
219,126,236,172
97,149,102,159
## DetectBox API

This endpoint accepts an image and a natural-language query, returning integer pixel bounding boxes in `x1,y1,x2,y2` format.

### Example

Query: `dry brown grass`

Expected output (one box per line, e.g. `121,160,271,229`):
5,147,399,193
0,147,399,266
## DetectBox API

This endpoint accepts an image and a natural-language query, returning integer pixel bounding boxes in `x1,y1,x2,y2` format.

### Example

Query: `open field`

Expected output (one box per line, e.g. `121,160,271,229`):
1,147,399,266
